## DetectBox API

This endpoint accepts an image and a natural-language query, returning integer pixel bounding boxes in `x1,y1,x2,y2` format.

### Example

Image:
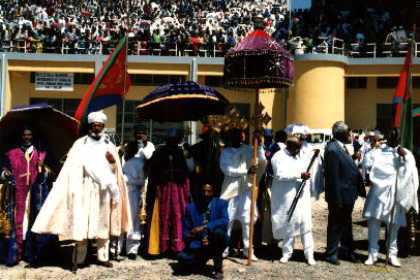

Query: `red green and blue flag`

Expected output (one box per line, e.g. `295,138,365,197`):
392,47,413,150
74,36,131,123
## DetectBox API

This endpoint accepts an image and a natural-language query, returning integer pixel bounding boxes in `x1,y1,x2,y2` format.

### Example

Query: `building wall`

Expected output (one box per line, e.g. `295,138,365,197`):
288,61,346,129
3,55,420,138
346,78,420,130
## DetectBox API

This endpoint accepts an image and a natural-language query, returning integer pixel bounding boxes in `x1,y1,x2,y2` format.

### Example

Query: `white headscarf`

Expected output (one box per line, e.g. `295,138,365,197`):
284,123,309,135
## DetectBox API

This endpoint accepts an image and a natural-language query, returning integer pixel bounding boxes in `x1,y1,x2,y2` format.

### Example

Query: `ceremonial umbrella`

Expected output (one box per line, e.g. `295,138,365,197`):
136,81,229,256
224,27,294,265
136,81,229,122
0,103,80,173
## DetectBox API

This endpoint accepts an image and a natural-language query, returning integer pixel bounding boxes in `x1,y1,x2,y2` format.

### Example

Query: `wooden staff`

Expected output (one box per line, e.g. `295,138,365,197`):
247,89,260,266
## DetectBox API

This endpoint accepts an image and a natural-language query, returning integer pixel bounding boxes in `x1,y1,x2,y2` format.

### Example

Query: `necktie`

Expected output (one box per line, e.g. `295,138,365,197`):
343,145,350,156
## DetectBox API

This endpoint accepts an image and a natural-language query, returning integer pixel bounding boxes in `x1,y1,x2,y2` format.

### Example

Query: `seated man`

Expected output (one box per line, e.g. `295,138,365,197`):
178,183,229,279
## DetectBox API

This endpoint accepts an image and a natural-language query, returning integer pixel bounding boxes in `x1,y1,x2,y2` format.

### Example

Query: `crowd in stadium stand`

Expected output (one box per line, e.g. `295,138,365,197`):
0,0,412,57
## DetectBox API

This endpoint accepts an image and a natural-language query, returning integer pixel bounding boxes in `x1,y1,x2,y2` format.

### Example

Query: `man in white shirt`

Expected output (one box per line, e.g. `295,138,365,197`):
362,128,419,267
219,129,267,261
121,129,155,260
270,135,322,266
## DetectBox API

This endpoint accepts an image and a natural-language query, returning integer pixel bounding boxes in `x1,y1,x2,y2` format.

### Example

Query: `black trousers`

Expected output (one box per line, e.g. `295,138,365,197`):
326,203,354,258
178,228,228,271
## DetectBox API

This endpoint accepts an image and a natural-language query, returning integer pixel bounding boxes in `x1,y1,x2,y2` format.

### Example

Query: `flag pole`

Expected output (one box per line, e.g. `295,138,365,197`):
120,0,130,144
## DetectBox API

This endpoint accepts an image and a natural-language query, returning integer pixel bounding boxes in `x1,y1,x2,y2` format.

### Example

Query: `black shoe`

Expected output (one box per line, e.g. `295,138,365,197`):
325,256,340,265
127,253,137,260
97,261,113,268
344,253,359,263
25,262,41,269
71,263,78,273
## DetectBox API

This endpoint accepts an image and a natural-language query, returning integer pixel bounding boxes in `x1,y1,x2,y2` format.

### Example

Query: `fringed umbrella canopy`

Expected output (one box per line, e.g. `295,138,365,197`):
137,81,230,122
0,103,79,173
224,29,294,89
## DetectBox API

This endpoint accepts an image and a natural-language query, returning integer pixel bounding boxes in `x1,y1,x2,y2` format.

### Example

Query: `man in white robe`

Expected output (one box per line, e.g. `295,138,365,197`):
219,129,267,261
32,111,132,271
270,135,322,266
361,130,383,180
362,128,419,267
121,133,155,260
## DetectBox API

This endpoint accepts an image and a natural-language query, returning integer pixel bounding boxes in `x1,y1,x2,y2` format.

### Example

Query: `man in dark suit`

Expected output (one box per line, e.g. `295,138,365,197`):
324,121,366,265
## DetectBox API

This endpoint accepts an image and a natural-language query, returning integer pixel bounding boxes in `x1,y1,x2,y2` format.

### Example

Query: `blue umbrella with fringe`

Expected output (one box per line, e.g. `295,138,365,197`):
136,81,229,122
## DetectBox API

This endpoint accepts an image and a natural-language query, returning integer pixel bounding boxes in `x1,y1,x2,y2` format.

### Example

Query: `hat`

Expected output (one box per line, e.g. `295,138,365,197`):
87,110,107,124
284,123,309,135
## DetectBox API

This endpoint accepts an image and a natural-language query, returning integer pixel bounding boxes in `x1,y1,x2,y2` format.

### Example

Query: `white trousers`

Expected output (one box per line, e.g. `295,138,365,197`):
282,230,314,259
74,239,109,264
227,220,250,249
127,185,142,254
225,191,257,249
368,218,399,257
115,185,143,255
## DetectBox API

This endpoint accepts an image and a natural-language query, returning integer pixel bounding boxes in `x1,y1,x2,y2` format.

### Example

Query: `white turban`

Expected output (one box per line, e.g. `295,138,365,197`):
87,110,107,124
284,123,310,135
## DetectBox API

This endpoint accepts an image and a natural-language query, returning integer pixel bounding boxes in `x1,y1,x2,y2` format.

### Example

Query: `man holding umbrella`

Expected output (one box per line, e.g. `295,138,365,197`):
146,128,191,256
0,127,50,266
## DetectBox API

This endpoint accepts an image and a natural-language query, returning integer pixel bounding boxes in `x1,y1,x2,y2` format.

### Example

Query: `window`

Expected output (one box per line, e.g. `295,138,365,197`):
376,77,398,89
129,74,186,86
116,100,185,144
30,98,81,116
377,103,420,133
204,76,224,87
413,77,420,88
346,77,367,89
376,104,393,132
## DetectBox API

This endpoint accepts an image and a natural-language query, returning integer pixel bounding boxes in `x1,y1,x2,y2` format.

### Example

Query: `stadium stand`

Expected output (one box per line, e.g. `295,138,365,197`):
0,0,413,57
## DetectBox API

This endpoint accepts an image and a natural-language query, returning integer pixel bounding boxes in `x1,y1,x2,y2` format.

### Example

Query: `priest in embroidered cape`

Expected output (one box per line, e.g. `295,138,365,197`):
31,111,132,269
362,128,419,267
0,127,51,266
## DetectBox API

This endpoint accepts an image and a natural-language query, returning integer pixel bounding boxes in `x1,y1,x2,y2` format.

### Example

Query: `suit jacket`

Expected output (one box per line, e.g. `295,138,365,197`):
324,139,365,206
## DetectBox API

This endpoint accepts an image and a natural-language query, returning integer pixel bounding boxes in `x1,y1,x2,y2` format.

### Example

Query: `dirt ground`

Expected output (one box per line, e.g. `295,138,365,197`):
1,196,419,280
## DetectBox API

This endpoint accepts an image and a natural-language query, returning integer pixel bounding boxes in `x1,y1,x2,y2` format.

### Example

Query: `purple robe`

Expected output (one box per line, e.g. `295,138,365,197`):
4,147,46,261
148,144,190,253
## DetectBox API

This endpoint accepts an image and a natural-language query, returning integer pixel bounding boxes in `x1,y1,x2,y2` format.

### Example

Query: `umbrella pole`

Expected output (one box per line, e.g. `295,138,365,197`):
247,88,260,266
120,33,129,144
